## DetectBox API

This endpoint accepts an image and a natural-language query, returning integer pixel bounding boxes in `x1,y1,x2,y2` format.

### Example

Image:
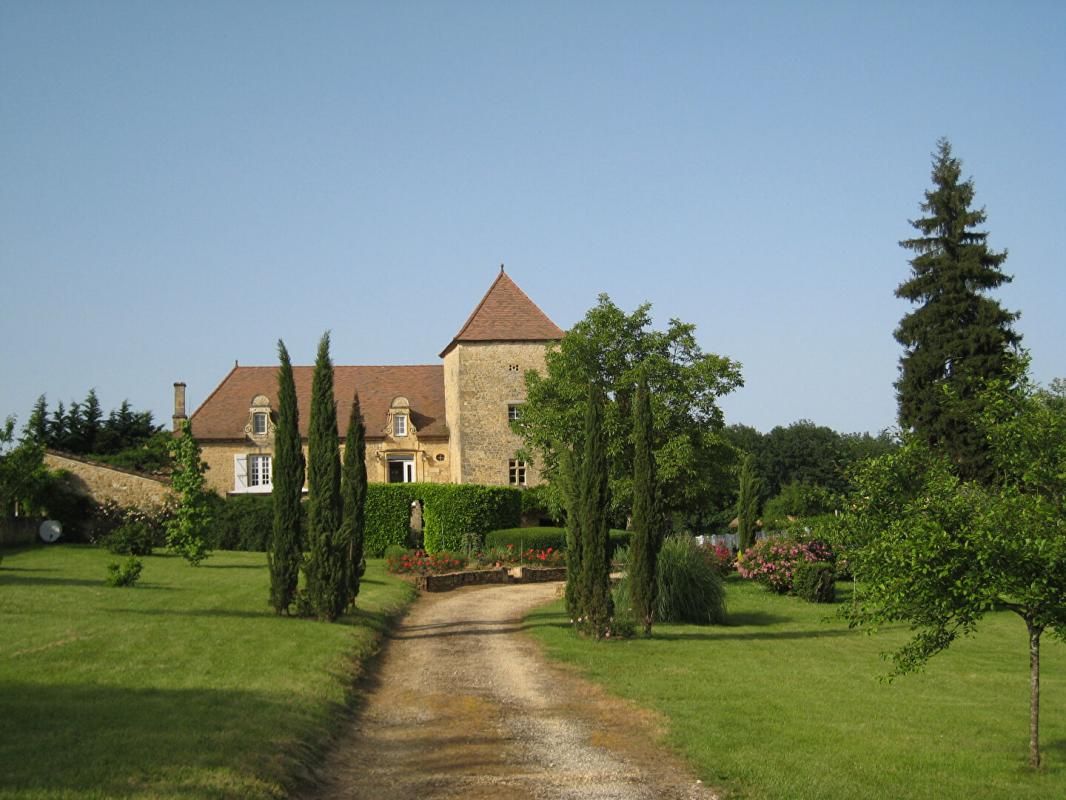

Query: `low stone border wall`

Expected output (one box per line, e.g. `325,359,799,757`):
417,566,567,592
0,517,42,546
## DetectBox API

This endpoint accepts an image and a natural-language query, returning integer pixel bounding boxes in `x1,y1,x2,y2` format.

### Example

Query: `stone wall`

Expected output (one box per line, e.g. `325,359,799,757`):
443,341,549,486
0,517,42,546
416,565,566,592
44,452,174,509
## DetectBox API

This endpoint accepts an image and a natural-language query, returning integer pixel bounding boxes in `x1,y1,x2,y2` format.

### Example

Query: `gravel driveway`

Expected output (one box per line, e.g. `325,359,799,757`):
299,583,716,800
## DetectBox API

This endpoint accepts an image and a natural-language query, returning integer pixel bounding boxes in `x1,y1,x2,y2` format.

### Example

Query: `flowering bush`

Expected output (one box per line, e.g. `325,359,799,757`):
698,542,734,576
736,537,835,594
386,550,467,575
470,544,565,568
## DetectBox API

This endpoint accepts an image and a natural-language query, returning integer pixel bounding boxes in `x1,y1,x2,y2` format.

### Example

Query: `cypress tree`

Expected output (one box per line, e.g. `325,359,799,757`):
629,372,660,637
340,392,368,606
736,453,760,552
578,384,612,638
895,138,1021,481
303,332,346,621
561,446,584,624
269,340,305,614
23,395,49,445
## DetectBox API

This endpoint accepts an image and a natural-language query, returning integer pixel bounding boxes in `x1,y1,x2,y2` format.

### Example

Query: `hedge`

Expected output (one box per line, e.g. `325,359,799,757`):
485,526,632,556
420,484,521,553
793,560,836,603
202,483,524,557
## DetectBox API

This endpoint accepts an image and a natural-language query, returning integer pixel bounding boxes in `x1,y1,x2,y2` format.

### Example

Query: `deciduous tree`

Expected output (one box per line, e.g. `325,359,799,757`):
166,421,212,565
838,368,1066,767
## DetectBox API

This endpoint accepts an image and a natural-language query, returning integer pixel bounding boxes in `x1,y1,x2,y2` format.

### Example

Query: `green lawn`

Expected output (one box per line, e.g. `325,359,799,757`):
526,575,1066,800
0,545,416,800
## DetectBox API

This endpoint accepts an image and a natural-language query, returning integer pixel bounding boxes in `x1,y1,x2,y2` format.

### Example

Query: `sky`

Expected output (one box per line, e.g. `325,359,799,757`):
2,1,1064,437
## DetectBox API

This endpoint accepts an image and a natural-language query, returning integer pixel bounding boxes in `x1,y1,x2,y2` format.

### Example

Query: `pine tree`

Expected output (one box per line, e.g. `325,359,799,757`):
166,421,212,565
81,389,103,454
49,402,67,450
23,395,49,445
736,453,760,552
269,340,304,614
896,139,1021,481
303,332,346,621
629,373,661,637
578,384,613,638
339,392,368,606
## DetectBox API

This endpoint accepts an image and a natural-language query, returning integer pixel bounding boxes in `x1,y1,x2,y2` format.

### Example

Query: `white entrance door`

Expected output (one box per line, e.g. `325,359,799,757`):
388,456,415,483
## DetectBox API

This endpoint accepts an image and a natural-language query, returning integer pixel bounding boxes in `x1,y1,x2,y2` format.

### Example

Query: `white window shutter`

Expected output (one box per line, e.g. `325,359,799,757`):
234,454,248,492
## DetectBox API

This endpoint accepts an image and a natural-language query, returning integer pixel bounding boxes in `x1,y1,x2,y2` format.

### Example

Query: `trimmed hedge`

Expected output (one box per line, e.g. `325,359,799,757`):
793,560,836,603
364,484,420,557
209,495,283,552
485,526,632,556
420,484,521,553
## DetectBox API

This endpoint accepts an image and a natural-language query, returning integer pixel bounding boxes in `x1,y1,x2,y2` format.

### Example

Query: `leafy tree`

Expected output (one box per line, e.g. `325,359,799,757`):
166,422,212,565
838,370,1066,767
303,332,346,621
629,373,662,636
735,453,760,551
576,385,612,638
269,340,304,614
762,480,837,524
895,138,1021,481
517,295,742,525
340,392,368,606
0,417,46,516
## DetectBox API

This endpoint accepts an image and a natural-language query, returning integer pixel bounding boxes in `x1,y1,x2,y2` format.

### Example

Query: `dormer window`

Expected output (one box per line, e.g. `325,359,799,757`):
246,395,274,442
253,412,268,435
394,414,408,437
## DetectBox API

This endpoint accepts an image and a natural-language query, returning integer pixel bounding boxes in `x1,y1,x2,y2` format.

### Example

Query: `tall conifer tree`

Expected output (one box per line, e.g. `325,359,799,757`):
561,446,584,623
269,340,304,614
736,454,760,552
340,392,368,606
895,139,1021,480
629,372,661,636
303,332,346,621
578,384,612,638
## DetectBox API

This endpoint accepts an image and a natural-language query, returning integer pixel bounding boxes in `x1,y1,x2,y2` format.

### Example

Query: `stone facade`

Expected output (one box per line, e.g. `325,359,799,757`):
443,341,547,486
188,270,562,496
44,451,174,509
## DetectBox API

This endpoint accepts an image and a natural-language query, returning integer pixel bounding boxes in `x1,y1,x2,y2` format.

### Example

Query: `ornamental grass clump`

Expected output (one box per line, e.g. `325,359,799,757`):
617,535,726,625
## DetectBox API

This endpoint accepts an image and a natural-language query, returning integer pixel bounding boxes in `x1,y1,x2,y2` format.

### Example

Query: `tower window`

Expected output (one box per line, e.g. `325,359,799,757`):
508,404,522,422
509,459,527,486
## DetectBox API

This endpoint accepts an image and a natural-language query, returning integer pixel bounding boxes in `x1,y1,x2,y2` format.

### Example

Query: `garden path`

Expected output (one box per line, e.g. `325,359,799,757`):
299,582,716,800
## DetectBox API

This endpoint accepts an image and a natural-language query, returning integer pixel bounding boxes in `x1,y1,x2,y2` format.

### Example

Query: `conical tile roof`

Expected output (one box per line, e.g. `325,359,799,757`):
440,267,564,356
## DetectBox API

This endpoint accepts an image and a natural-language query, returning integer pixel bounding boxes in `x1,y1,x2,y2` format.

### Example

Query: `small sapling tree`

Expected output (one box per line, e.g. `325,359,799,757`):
166,421,212,565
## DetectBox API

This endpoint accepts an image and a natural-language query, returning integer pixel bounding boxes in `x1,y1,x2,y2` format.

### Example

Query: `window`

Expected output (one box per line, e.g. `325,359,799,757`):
252,412,268,435
507,404,522,422
509,459,527,486
249,455,272,488
394,414,407,437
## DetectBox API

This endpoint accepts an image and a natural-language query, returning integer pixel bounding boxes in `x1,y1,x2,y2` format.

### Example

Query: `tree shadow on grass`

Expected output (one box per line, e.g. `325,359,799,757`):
199,563,264,570
104,607,274,620
0,574,156,589
724,610,792,627
652,627,859,642
0,681,291,798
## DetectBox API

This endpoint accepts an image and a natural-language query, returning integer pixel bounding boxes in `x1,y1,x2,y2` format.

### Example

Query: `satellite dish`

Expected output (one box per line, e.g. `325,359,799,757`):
39,520,62,543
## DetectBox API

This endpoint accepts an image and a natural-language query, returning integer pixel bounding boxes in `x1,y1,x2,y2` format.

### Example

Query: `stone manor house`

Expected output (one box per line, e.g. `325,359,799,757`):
178,269,563,497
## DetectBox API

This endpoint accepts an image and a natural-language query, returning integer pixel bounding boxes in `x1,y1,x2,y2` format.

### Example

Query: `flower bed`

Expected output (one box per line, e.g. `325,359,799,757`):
385,545,562,576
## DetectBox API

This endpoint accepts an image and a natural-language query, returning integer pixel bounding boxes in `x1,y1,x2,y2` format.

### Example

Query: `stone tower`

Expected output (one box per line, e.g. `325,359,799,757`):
441,268,564,485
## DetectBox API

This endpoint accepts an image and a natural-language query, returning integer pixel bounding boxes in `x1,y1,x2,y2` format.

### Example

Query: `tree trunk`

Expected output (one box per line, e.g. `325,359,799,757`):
1027,619,1043,769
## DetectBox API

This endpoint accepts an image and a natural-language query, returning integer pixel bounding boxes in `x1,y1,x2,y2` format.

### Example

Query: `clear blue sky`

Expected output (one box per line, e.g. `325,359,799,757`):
2,2,1063,436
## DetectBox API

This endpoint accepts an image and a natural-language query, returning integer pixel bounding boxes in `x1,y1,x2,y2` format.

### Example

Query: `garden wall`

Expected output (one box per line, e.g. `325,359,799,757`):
44,451,174,510
0,517,41,546
416,565,566,592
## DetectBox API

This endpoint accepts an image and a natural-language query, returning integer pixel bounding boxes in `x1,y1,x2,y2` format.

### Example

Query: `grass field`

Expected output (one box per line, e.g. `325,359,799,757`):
526,575,1066,800
0,545,416,800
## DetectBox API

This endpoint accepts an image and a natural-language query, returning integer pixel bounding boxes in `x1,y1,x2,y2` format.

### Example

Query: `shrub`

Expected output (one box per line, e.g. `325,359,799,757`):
211,494,279,551
793,560,836,603
612,544,630,570
617,535,726,625
485,526,632,557
420,484,522,553
699,541,734,577
364,484,420,556
89,500,171,548
103,522,155,556
106,557,143,587
736,536,835,594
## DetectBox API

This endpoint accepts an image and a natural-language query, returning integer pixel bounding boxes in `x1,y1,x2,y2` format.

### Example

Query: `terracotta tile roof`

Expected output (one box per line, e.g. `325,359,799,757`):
190,365,447,441
440,268,564,356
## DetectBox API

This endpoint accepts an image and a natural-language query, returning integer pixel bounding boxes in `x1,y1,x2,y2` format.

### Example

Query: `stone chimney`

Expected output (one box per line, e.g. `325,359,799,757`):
173,382,188,432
